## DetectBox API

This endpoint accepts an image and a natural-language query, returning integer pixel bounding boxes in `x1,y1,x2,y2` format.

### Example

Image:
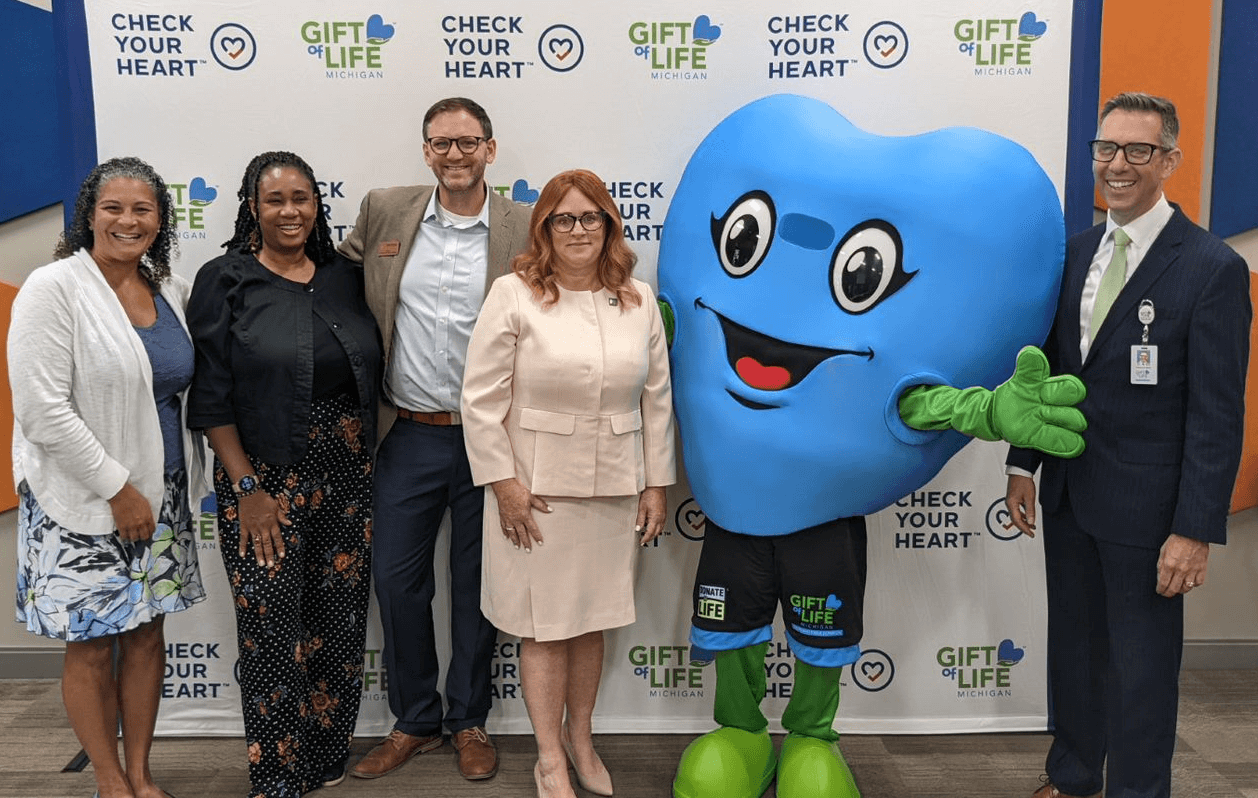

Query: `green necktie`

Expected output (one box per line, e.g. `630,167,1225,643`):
1091,227,1131,337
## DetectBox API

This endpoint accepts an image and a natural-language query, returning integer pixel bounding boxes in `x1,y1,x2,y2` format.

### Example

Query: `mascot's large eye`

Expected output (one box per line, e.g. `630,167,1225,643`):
710,191,775,278
829,221,914,314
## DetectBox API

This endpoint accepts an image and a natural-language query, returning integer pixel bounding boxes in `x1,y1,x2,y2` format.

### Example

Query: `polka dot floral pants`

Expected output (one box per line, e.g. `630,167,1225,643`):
215,394,373,798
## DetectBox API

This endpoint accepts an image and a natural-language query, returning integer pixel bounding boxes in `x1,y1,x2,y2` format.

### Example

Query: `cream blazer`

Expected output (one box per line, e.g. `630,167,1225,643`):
462,274,675,497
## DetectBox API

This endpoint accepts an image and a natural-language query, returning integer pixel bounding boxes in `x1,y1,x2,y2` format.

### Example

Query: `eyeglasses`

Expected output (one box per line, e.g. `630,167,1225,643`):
1089,140,1166,165
426,136,487,155
548,212,607,233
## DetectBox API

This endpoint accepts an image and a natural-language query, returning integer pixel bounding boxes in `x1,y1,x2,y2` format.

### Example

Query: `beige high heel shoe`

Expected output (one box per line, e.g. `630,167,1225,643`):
560,723,613,796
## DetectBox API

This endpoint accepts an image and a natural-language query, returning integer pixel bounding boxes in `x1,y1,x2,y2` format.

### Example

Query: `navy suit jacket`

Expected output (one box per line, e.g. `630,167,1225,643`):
1007,206,1251,548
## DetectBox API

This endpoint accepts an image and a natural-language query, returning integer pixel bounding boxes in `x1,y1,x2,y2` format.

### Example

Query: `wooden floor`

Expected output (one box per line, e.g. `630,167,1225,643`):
2,670,1255,797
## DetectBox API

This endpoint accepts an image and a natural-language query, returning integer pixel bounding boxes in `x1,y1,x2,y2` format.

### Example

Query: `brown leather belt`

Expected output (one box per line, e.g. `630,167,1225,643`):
395,407,462,426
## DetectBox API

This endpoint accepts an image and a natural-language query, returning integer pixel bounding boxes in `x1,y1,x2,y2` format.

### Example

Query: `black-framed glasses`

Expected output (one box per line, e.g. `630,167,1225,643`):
1089,140,1165,165
548,211,607,233
426,136,487,155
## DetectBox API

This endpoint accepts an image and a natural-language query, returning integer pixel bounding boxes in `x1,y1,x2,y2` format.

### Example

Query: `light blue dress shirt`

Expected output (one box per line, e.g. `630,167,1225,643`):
386,190,490,413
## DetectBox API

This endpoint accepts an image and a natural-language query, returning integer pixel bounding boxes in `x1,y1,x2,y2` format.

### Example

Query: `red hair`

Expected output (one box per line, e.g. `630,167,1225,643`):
513,169,640,309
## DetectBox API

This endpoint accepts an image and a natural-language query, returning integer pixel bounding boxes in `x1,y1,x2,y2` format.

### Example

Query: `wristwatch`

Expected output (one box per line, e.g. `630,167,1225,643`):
232,474,262,497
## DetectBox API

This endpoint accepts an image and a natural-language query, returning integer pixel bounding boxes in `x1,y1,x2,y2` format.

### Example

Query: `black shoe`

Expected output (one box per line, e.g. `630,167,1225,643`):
321,758,348,788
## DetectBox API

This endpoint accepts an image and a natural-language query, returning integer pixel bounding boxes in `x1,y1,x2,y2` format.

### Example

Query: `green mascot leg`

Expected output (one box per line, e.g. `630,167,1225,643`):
776,660,860,798
672,643,777,798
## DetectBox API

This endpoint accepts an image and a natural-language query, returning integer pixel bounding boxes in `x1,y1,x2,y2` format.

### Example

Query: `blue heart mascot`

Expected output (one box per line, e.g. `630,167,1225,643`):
657,94,1083,798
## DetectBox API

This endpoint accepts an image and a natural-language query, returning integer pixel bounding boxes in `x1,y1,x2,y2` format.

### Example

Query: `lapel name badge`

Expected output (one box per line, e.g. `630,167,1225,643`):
378,240,401,257
1131,344,1158,385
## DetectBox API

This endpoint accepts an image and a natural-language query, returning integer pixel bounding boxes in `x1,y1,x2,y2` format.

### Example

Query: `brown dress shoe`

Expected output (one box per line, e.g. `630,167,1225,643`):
350,728,443,779
1032,781,1102,798
452,726,498,780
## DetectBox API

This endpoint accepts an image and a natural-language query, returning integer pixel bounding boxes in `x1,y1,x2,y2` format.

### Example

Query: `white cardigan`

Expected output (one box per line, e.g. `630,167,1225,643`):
9,249,207,535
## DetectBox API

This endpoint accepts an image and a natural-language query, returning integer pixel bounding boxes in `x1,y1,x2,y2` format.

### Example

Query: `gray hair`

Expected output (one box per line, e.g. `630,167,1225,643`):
1098,92,1179,149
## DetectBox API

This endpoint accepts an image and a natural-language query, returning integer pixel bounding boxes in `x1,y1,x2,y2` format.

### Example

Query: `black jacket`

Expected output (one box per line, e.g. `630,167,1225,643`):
187,249,382,464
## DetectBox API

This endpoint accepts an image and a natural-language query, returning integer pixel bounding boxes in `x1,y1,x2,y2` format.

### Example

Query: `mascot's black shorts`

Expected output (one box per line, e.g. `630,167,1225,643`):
690,516,867,666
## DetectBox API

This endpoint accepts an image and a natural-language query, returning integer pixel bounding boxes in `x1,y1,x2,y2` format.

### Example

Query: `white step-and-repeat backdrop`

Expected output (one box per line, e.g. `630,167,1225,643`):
81,0,1071,736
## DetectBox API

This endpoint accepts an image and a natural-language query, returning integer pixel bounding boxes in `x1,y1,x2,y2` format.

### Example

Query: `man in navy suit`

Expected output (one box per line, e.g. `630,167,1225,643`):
1006,92,1251,798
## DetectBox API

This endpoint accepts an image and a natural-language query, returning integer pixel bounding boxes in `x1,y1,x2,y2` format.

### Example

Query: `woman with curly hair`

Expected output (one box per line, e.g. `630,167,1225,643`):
9,156,207,798
185,151,381,797
461,169,676,798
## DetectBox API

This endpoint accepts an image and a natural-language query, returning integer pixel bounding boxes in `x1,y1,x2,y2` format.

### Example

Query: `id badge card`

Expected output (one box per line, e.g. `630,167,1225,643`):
1131,345,1158,385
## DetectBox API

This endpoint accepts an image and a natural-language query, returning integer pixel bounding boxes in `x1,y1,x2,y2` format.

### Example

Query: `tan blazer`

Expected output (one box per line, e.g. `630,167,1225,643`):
461,274,676,497
339,184,532,438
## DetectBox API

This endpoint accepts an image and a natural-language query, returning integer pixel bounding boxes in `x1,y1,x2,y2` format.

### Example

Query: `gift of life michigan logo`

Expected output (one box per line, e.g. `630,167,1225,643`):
629,643,708,699
109,12,256,76
302,14,395,79
628,15,723,80
197,494,217,551
491,178,541,206
167,177,217,240
955,11,1048,76
788,591,843,640
938,638,1026,698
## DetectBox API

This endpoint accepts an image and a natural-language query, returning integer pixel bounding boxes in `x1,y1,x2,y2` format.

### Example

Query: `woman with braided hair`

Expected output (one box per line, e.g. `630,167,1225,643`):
10,156,207,798
186,151,381,797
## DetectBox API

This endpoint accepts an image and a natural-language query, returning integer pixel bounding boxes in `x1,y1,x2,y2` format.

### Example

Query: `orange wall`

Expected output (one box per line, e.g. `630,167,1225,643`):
1102,1,1256,513
0,281,18,512
1098,0,1213,223
1232,280,1258,513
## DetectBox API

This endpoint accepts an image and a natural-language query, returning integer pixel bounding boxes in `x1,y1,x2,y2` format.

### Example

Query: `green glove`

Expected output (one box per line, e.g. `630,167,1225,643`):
659,298,676,347
897,345,1087,458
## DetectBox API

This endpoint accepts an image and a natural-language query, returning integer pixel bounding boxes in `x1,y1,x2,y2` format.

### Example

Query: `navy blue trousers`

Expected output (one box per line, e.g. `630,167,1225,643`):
371,418,497,734
1043,500,1184,798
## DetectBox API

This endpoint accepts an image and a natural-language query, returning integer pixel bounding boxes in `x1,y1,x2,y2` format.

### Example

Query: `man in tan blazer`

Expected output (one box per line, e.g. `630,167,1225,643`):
338,97,532,783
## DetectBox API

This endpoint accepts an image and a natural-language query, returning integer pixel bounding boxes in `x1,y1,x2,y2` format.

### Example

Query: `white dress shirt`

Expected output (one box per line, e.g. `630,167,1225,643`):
1079,195,1174,361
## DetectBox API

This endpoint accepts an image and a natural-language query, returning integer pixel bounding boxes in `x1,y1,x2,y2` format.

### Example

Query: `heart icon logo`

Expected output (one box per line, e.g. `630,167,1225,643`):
735,357,790,391
860,660,885,681
997,638,1025,666
366,14,395,44
188,177,217,206
511,179,540,205
684,508,705,531
220,36,245,58
825,594,842,610
874,35,898,57
1018,12,1047,40
548,38,573,60
692,15,722,45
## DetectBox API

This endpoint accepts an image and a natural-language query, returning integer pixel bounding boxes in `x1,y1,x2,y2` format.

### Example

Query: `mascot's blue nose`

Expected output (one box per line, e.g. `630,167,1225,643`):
779,212,835,250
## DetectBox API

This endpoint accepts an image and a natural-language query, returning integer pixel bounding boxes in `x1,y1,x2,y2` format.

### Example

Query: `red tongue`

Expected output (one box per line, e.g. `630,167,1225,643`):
735,356,791,391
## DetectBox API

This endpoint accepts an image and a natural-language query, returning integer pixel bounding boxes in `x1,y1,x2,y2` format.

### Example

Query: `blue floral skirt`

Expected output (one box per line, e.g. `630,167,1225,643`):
15,469,206,641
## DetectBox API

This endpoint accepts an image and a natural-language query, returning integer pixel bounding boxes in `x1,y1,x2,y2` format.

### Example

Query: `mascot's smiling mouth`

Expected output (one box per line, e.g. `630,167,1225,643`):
696,299,873,408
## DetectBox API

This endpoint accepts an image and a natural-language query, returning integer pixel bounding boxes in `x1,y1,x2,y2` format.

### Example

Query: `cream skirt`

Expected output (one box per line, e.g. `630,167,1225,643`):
480,490,639,641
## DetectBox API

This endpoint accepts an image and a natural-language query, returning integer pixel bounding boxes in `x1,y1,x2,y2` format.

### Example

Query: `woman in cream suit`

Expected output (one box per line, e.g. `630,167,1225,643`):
462,169,675,798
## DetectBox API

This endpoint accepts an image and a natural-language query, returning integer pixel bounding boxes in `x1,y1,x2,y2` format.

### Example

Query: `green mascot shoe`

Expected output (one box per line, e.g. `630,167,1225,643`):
672,726,777,798
775,733,860,798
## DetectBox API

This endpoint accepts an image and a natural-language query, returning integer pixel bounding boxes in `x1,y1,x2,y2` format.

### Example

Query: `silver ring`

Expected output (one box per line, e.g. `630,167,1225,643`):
504,526,515,532
1185,580,1195,588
